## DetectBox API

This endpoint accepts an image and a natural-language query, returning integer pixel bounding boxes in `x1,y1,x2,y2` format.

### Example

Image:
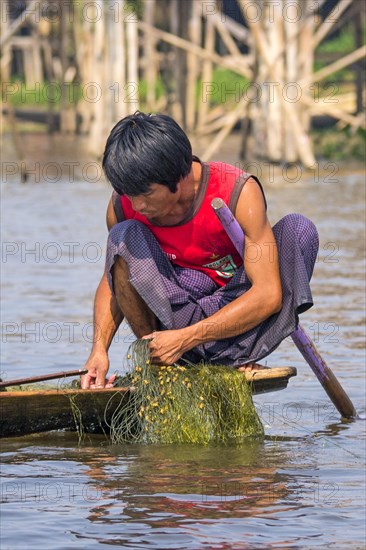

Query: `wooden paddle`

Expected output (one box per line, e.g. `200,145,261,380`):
0,369,88,389
212,197,357,419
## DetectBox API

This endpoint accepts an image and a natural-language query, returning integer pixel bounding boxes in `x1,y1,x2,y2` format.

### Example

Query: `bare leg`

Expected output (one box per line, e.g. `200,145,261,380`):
112,257,158,337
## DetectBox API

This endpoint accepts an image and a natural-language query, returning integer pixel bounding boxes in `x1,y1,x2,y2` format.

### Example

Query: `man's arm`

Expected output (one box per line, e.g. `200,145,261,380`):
147,178,282,364
81,198,124,388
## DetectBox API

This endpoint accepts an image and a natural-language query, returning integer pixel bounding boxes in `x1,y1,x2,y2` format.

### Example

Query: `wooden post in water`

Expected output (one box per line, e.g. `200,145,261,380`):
59,0,73,134
353,5,365,114
126,4,139,115
109,0,127,121
0,0,27,182
239,0,316,167
88,0,107,156
73,1,94,135
284,0,299,162
298,1,314,135
143,0,157,112
198,16,215,128
186,1,201,131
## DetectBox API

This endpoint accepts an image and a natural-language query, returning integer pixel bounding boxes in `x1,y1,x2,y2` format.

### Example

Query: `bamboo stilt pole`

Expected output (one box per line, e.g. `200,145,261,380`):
104,2,114,129
0,0,11,81
137,21,252,79
203,104,227,123
177,0,191,128
239,0,315,167
39,34,55,134
305,45,366,85
197,110,239,136
305,100,366,129
254,37,268,160
313,0,353,48
73,3,94,134
298,1,314,133
88,1,107,155
143,0,157,111
0,0,46,49
1,0,27,182
111,0,127,120
354,10,364,114
60,0,70,134
284,0,299,162
266,1,283,162
213,11,242,57
202,9,249,44
168,0,182,123
197,106,228,133
32,31,43,84
201,99,249,161
126,10,139,115
186,1,201,131
198,16,215,128
240,54,260,161
211,16,253,102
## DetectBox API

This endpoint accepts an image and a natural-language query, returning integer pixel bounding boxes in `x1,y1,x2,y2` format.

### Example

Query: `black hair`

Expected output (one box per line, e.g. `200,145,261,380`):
102,112,193,195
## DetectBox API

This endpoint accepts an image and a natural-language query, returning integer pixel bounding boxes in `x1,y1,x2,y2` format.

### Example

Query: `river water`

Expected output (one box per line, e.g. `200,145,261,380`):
1,134,365,549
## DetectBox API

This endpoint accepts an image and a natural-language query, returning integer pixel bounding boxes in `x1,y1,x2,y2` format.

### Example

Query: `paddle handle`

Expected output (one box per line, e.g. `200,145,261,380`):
0,369,88,388
291,327,356,418
211,197,357,419
211,198,245,255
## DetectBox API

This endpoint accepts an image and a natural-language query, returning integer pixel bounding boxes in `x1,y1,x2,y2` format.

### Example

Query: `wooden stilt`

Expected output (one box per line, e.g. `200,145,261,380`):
126,6,139,115
298,1,314,133
186,1,201,131
305,45,366,85
284,0,299,163
312,0,353,48
239,0,316,167
88,0,107,155
143,0,157,112
111,0,127,120
1,0,27,182
198,15,215,128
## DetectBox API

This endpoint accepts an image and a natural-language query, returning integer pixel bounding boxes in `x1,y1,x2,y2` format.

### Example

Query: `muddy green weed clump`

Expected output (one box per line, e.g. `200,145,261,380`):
108,340,264,444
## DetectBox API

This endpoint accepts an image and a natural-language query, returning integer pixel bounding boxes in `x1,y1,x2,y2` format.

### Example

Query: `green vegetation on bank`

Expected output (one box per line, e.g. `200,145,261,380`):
314,22,366,83
312,126,365,161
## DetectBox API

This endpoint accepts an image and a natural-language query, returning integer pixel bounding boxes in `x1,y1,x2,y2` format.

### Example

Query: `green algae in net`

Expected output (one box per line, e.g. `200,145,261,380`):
106,339,264,444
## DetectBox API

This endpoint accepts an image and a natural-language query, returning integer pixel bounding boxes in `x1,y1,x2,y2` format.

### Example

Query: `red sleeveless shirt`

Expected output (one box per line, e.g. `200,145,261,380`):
117,160,257,287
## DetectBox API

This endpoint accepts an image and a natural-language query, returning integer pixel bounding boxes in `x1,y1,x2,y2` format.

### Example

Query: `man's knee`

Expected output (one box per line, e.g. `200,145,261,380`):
280,214,319,251
281,213,319,279
108,219,150,249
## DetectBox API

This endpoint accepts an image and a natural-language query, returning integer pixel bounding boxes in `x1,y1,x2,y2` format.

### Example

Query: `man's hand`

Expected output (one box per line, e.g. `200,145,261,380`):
81,348,116,389
143,330,189,365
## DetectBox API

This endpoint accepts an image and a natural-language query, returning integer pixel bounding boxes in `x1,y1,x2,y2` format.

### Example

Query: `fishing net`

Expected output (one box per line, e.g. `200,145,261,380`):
3,341,263,444
106,339,264,444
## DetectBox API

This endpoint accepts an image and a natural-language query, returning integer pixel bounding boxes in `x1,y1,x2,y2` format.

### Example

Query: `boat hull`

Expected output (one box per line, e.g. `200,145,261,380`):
0,367,296,438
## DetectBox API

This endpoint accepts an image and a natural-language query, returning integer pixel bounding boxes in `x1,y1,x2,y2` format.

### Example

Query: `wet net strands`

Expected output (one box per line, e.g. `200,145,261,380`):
108,340,264,445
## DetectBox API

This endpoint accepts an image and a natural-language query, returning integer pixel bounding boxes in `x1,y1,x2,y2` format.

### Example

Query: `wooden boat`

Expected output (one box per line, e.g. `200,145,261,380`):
0,367,296,438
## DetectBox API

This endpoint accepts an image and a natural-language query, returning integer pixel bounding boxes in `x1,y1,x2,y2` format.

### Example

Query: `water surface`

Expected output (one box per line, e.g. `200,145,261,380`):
1,135,365,548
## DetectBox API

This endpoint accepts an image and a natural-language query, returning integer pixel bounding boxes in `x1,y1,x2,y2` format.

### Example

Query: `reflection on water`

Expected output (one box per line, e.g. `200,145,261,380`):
1,135,365,548
1,426,364,549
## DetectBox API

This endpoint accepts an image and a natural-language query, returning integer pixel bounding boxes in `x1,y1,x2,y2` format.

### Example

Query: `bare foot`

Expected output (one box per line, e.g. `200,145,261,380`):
237,363,267,372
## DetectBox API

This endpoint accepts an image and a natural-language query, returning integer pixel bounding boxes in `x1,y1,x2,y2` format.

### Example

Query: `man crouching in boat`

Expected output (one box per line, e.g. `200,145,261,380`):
82,112,319,389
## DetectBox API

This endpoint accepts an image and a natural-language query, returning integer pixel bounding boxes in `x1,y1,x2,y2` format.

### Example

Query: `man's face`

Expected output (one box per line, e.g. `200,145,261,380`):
126,183,180,219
